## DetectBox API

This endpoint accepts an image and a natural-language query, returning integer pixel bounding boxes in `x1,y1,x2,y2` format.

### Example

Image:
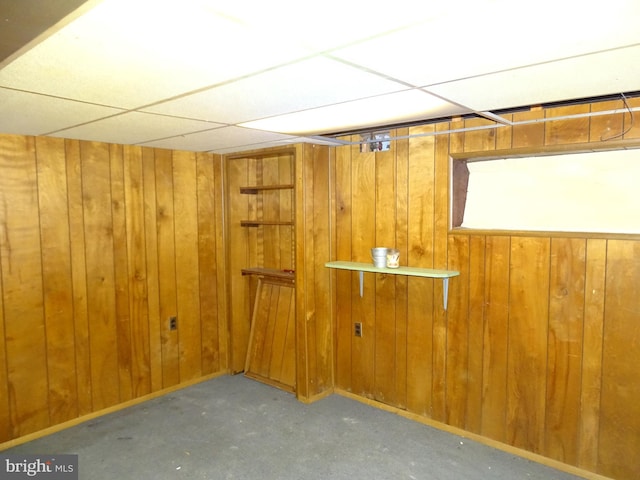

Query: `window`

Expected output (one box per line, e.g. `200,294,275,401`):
451,145,640,235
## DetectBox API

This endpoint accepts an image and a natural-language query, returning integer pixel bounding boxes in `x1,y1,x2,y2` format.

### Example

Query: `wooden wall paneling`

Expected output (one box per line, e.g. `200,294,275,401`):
405,125,436,416
433,121,456,422
622,96,640,139
123,146,151,397
0,244,7,442
577,240,605,471
262,155,280,269
445,234,470,429
154,149,180,387
545,104,590,145
545,238,586,464
374,147,398,405
278,152,294,270
511,108,545,148
462,118,497,152
173,151,203,382
0,135,49,437
306,144,333,396
350,142,376,397
506,237,550,454
110,144,133,403
212,154,229,372
394,128,410,410
599,240,640,480
589,99,624,142
465,235,486,434
226,156,251,373
480,235,510,443
35,136,78,425
334,140,353,391
65,139,92,415
80,140,120,410
495,113,514,149
141,147,163,392
197,153,221,375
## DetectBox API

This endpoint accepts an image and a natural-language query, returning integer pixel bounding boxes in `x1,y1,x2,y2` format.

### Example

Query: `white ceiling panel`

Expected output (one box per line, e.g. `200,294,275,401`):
51,111,224,145
0,87,124,135
331,1,640,87
241,89,471,135
143,57,409,124
424,46,640,112
0,0,310,109
141,126,295,153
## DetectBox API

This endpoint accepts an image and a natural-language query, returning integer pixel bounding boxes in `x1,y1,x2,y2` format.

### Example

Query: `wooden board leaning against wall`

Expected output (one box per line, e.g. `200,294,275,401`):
328,97,640,480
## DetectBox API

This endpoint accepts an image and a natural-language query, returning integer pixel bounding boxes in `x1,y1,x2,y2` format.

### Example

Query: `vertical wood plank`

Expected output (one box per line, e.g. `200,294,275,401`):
110,144,133,403
65,139,92,415
35,136,78,425
197,153,220,374
446,234,469,429
406,124,435,416
598,240,640,479
142,147,163,392
211,155,228,372
481,235,510,442
123,145,151,397
0,244,7,442
512,108,545,148
578,239,606,471
507,237,550,454
0,134,49,436
350,142,376,397
173,151,202,382
545,104,590,145
154,149,179,387
81,141,120,410
334,140,353,391
545,238,585,464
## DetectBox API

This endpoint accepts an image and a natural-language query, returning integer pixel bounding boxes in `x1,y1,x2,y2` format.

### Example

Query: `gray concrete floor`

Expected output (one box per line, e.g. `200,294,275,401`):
5,375,585,479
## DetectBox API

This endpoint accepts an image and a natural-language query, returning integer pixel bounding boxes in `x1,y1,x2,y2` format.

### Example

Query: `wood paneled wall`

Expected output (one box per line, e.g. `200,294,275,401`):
0,134,228,444
329,98,640,480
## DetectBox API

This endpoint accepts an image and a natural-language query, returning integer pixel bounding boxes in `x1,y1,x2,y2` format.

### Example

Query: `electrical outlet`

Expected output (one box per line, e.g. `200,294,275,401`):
169,316,177,330
354,322,362,337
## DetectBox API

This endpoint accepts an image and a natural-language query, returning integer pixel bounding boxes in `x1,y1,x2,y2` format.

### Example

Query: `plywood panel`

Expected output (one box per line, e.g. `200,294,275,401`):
405,125,435,416
545,104,590,145
507,237,550,454
123,145,151,397
65,139,92,416
35,136,77,425
154,149,179,387
173,151,202,382
545,238,585,464
0,134,49,437
480,236,510,442
80,141,120,410
110,144,133,403
598,240,640,480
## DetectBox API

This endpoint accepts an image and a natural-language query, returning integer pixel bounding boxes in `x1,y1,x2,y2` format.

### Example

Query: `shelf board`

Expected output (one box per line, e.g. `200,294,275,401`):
240,184,294,194
325,261,459,310
240,220,294,227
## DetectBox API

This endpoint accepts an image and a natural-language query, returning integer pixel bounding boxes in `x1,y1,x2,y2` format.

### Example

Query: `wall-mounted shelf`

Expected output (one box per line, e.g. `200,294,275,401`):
240,220,294,227
325,261,459,310
240,184,294,194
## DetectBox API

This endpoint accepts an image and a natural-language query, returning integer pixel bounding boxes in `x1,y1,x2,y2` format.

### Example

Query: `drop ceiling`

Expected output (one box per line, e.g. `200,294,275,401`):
1,0,639,154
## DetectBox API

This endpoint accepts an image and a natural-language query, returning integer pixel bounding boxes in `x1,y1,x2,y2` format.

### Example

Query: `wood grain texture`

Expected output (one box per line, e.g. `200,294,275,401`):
0,134,227,446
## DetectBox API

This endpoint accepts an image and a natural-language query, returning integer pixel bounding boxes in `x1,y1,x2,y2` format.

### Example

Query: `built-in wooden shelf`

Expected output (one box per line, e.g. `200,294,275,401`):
240,220,294,227
325,261,459,310
241,267,295,283
240,184,294,194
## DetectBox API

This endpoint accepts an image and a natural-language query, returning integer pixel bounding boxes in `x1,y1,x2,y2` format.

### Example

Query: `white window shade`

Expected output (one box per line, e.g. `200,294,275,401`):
461,149,640,234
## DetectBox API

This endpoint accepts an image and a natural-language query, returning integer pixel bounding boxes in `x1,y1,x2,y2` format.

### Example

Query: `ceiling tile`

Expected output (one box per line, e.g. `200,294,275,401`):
143,57,408,124
0,88,125,135
424,46,640,112
331,1,640,87
240,89,471,135
140,126,295,153
50,111,224,145
0,0,310,108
